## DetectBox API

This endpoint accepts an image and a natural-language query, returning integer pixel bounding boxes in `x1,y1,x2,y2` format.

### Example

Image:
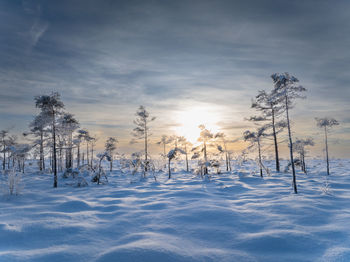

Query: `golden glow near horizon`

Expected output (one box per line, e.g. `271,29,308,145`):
173,105,222,144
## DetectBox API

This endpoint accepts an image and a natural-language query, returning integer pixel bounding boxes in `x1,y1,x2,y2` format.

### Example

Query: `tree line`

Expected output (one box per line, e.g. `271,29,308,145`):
0,73,340,193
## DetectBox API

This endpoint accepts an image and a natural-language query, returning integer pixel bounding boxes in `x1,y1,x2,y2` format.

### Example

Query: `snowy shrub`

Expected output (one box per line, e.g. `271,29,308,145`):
74,176,88,187
321,179,332,195
2,169,23,196
62,168,79,178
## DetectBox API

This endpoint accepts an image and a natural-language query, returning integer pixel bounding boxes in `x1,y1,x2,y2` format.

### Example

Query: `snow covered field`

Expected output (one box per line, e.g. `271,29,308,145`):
0,159,350,262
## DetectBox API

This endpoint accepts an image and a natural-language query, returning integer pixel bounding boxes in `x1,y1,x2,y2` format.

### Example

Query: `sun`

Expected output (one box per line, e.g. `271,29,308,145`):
172,105,221,144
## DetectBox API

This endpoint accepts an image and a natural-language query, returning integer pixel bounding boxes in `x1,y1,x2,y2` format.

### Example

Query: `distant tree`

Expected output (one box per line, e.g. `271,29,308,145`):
35,92,64,188
89,136,97,167
132,105,156,173
214,132,233,172
316,117,339,175
76,129,92,167
243,127,266,177
24,112,50,171
0,130,9,170
177,136,192,172
157,135,169,158
167,145,185,179
59,113,79,169
271,73,306,194
293,138,314,174
105,137,118,171
250,90,286,172
75,129,88,167
195,125,215,175
10,144,31,173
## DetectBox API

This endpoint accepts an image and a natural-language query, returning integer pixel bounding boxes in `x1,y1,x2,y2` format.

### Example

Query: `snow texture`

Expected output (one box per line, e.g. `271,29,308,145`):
0,159,349,262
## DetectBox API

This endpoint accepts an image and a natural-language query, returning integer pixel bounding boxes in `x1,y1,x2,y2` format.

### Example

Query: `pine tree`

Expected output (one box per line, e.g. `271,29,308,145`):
316,117,339,175
271,73,306,193
35,92,64,188
132,105,156,174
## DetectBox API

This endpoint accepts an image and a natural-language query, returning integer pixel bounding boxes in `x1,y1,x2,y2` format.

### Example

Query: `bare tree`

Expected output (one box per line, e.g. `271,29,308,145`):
132,105,156,173
214,132,233,172
0,130,9,170
24,112,50,171
105,137,118,171
166,147,185,179
293,138,314,174
177,136,192,172
35,92,64,188
59,113,79,169
271,73,306,194
243,127,266,177
316,117,339,175
195,125,214,175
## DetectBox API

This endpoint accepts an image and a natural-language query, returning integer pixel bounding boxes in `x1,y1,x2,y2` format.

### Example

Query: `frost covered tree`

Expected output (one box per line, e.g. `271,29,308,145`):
177,136,192,172
24,112,50,171
157,135,170,158
0,130,9,170
250,90,286,172
10,144,31,173
58,113,79,169
214,132,233,172
105,137,118,171
316,117,339,175
243,127,266,177
35,92,64,188
167,147,185,179
193,125,215,175
75,129,88,167
76,129,93,167
293,138,314,174
132,105,156,172
271,73,306,194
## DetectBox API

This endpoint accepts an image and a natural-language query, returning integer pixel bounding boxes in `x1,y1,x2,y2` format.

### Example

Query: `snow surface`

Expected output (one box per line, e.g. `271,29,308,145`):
0,159,350,262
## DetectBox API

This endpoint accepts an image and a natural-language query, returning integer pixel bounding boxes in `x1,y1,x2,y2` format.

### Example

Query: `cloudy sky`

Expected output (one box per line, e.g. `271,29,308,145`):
0,0,349,157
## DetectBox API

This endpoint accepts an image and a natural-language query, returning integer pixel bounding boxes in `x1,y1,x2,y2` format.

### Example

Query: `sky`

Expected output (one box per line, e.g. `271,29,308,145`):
0,0,349,158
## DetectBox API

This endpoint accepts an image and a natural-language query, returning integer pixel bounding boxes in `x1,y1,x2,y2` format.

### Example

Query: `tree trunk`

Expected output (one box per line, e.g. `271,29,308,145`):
185,144,189,172
285,96,297,194
257,138,263,178
168,158,171,179
53,113,58,188
204,142,208,175
86,142,89,167
325,126,330,175
2,143,6,170
271,108,280,172
110,156,113,172
77,143,80,167
39,130,44,171
144,123,148,173
91,144,94,167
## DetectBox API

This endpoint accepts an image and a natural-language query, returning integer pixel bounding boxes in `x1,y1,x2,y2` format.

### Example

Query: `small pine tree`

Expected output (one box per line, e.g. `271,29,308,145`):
316,117,339,175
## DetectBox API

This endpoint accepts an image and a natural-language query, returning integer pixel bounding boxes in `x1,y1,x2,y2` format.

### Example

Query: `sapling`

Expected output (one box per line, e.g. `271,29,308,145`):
197,125,214,175
316,117,339,175
177,136,192,172
131,105,156,175
293,138,314,173
243,127,266,177
167,148,182,179
0,130,9,170
105,137,118,171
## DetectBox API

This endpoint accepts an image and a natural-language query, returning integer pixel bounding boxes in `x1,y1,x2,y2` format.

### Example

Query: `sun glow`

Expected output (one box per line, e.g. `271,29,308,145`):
173,105,222,144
